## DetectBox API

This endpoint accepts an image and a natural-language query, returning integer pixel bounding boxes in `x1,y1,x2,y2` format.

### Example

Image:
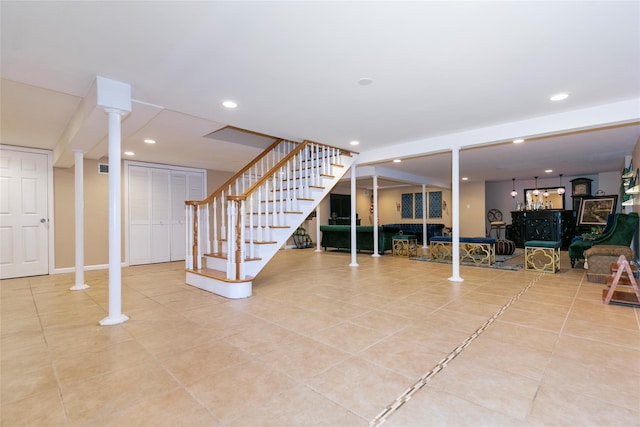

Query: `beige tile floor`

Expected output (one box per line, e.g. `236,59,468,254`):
2,248,639,426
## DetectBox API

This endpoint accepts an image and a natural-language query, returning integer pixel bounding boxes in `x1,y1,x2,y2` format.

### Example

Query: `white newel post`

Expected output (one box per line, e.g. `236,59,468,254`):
422,184,427,249
449,147,463,283
100,108,129,325
372,175,380,257
350,166,358,267
70,150,89,290
315,206,322,253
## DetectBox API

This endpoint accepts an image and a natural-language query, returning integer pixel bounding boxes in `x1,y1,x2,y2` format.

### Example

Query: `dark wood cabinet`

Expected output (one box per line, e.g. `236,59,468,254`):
510,210,576,248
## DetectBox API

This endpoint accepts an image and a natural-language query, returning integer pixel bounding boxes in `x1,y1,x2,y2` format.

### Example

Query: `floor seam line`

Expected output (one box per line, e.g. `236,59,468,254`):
369,272,545,426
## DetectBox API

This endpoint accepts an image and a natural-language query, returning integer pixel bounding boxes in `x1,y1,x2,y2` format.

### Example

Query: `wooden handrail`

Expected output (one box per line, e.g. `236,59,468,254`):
185,138,287,206
233,140,357,201
233,141,310,201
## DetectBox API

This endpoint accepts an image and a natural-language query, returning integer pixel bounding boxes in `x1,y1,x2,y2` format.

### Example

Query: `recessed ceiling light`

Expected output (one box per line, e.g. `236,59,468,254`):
144,139,156,144
545,169,553,173
222,100,238,109
461,177,469,181
358,78,373,86
393,159,401,163
513,138,524,144
124,151,135,156
549,93,569,101
350,140,359,146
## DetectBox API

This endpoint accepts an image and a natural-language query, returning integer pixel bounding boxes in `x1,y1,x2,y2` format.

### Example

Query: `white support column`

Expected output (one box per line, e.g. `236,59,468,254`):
371,175,380,257
350,166,358,267
70,150,89,291
100,109,129,325
422,184,428,249
449,147,463,283
315,207,322,252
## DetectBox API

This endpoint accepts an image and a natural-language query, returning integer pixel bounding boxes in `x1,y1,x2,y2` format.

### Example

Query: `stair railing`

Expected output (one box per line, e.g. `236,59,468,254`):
187,139,349,280
185,138,297,270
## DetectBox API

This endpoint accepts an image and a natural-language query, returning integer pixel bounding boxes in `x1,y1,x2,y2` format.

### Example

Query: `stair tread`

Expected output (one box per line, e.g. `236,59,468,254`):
249,211,303,215
185,267,254,283
203,253,262,262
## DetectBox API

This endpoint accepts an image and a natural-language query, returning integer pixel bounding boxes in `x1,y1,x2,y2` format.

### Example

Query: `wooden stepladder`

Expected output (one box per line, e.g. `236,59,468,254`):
603,255,640,306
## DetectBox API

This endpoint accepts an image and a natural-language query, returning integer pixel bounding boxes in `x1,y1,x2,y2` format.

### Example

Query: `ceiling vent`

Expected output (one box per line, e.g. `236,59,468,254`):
98,163,109,174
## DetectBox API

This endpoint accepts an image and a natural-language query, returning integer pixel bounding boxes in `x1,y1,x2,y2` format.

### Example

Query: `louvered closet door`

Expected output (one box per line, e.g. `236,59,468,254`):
150,169,170,263
129,165,205,265
170,171,204,261
129,167,151,265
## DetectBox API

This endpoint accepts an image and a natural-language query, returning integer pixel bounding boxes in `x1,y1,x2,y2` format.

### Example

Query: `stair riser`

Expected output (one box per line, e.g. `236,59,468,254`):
186,271,252,299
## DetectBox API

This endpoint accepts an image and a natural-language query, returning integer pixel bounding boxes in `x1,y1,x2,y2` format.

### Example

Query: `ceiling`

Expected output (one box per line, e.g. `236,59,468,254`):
1,1,639,188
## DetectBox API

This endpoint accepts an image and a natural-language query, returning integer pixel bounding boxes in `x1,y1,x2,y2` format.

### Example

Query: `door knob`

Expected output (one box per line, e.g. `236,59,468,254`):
40,218,46,223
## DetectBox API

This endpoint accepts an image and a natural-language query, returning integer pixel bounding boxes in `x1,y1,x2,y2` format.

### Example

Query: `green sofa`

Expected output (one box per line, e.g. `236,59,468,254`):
320,225,400,254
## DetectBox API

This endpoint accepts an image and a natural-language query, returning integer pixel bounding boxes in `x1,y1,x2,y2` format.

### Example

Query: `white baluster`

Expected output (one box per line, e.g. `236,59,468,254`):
240,200,246,279
226,200,234,279
212,196,218,254
272,173,279,227
196,206,203,270
248,194,255,259
185,204,193,269
221,190,226,237
204,204,210,254
286,160,292,212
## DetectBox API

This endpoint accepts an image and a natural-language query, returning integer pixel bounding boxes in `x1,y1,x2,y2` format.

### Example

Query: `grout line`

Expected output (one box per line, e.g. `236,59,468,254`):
369,272,546,426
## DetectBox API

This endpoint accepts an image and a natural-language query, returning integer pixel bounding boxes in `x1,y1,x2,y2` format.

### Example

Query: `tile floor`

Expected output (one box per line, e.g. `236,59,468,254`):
1,248,639,426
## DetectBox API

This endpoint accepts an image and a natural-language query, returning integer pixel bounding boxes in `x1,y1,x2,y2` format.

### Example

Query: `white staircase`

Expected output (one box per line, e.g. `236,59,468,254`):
185,140,357,298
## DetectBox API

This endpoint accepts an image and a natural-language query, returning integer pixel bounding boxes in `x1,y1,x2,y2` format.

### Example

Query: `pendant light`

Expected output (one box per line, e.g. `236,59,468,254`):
532,176,540,196
557,174,566,195
510,178,518,198
543,189,550,198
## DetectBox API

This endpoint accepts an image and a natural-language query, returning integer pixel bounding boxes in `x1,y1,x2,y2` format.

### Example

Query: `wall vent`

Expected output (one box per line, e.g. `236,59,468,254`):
98,163,109,174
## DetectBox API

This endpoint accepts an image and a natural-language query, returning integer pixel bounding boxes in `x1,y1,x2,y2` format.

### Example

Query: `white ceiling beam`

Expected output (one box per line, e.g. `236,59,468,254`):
356,99,640,166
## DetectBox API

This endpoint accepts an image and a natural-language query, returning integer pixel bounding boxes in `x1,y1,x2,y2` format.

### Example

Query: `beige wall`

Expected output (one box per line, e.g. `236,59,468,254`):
54,158,111,269
53,159,233,269
459,180,486,236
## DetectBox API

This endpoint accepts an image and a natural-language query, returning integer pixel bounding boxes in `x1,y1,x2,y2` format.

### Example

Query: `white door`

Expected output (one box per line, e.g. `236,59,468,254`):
170,171,205,261
0,148,50,279
150,169,170,263
170,173,187,261
128,166,151,265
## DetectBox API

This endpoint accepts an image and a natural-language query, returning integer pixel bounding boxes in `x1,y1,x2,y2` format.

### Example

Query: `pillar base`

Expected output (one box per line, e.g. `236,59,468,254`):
70,283,90,291
99,314,129,326
349,263,359,267
371,253,381,258
448,276,464,283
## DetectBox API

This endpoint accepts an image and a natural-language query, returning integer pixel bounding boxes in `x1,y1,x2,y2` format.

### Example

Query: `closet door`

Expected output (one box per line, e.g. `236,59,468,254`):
129,166,170,265
129,166,151,265
170,171,204,261
150,169,170,263
170,173,187,261
128,164,204,265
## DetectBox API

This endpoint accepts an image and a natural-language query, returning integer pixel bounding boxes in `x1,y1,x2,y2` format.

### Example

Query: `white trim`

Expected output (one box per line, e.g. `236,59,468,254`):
0,145,55,276
53,263,124,274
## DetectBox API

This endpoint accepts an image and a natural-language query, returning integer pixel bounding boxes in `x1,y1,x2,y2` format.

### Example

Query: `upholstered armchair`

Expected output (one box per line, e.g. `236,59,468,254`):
568,212,639,268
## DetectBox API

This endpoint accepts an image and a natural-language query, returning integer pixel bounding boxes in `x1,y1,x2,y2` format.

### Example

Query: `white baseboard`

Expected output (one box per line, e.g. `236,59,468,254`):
53,262,127,275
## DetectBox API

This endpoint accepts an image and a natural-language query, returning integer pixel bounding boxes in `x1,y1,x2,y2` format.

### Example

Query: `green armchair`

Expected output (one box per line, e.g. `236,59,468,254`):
569,213,639,268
